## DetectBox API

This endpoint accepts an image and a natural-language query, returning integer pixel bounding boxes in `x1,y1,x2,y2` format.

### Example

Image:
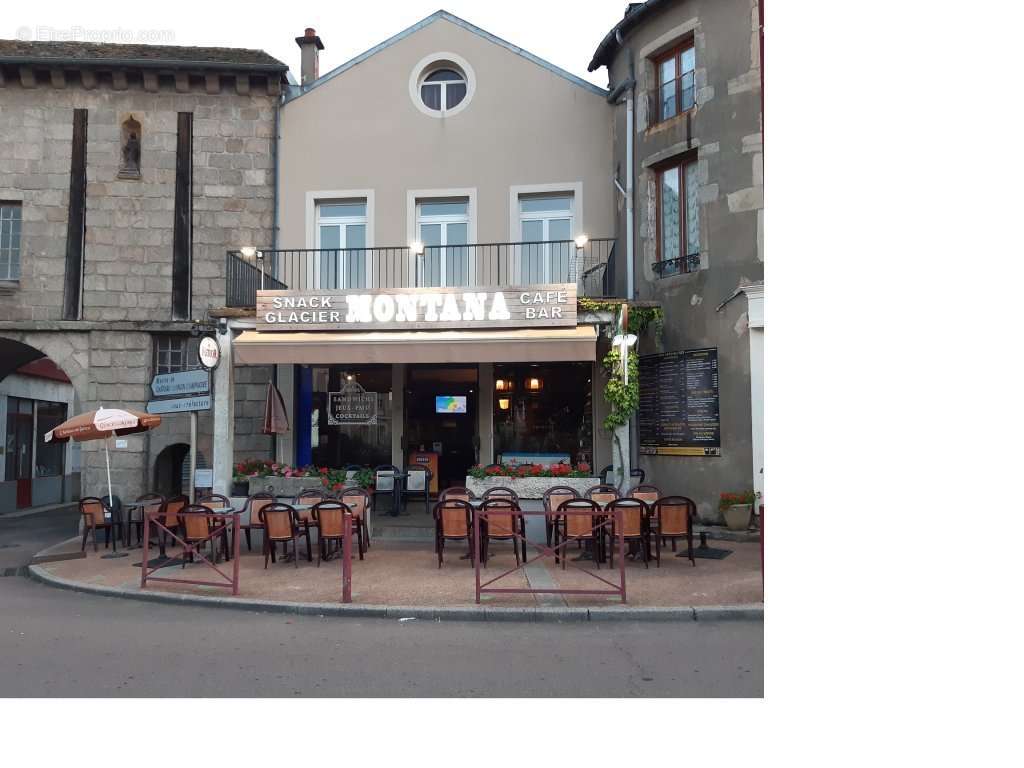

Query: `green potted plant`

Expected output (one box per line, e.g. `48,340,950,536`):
719,490,756,530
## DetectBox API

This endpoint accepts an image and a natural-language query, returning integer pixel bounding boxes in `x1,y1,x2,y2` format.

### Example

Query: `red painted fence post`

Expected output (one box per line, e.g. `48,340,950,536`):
231,512,241,596
141,511,150,589
341,512,352,603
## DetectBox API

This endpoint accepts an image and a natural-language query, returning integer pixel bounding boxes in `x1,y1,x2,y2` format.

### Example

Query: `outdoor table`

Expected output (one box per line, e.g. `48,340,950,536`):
123,498,164,548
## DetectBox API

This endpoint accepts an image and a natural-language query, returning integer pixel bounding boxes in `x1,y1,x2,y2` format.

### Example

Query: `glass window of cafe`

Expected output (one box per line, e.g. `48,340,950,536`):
492,363,593,466
310,366,392,468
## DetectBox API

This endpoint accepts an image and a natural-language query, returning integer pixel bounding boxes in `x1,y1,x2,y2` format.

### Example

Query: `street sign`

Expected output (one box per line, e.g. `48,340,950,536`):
146,395,212,415
198,335,221,369
151,369,210,398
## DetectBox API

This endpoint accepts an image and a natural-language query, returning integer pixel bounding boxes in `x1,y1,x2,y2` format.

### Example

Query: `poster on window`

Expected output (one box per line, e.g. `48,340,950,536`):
327,381,378,425
638,348,721,456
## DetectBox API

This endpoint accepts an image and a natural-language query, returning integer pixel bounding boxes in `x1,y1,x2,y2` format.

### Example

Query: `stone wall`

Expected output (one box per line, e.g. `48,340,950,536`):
233,364,274,461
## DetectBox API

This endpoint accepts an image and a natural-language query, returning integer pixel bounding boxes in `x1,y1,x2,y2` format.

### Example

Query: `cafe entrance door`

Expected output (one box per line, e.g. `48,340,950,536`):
403,365,478,492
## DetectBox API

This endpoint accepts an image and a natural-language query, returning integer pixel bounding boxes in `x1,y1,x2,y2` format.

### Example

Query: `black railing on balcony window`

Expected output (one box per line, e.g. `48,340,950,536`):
224,238,617,308
646,73,696,126
652,252,701,278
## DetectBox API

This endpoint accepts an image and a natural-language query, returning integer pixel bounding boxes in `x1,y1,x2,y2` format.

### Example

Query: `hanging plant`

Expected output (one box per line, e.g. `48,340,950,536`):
601,347,639,431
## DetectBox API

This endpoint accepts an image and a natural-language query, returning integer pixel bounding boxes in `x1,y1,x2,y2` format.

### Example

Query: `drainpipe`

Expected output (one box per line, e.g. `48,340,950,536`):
607,29,636,301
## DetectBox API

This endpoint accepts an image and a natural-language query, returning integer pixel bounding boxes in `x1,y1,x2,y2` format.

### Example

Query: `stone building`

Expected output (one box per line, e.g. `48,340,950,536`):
0,40,287,511
589,0,764,520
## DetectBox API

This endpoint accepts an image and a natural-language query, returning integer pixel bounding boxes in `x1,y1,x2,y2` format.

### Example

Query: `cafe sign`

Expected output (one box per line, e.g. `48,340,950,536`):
256,284,577,331
327,381,378,425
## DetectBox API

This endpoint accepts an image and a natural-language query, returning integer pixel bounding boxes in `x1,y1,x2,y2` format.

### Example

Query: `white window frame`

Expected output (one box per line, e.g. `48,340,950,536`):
315,201,370,289
305,189,375,291
0,201,22,282
508,182,583,285
406,188,477,287
408,53,477,119
419,68,467,113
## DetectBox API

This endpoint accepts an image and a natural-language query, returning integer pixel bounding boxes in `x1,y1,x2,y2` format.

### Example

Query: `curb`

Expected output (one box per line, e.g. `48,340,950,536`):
26,564,762,623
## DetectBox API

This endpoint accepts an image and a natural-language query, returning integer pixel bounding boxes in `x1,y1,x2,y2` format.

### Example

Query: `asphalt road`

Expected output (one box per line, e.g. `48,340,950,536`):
0,509,763,697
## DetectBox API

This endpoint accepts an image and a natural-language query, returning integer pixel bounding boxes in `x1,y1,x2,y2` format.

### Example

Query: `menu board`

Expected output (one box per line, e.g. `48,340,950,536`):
638,348,721,456
327,382,378,425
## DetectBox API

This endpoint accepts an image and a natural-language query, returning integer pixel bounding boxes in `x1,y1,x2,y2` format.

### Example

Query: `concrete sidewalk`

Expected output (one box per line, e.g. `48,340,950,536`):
29,534,763,622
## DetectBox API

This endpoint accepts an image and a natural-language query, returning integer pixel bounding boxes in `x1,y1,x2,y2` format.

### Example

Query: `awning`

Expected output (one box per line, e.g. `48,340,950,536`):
233,326,598,365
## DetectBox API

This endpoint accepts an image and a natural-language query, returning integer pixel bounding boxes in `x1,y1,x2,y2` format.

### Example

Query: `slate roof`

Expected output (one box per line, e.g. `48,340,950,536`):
0,39,288,73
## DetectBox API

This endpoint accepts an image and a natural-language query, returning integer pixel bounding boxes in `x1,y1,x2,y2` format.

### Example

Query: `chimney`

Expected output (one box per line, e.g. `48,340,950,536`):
295,27,324,87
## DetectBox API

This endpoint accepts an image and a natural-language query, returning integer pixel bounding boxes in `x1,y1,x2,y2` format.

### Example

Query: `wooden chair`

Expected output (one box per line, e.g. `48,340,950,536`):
439,486,474,504
482,486,523,560
629,484,661,506
198,492,231,509
605,498,651,568
179,504,230,565
259,503,303,568
403,465,433,516
585,484,619,511
652,496,696,566
291,488,326,561
339,487,371,554
79,497,115,552
156,495,188,557
543,486,579,552
312,500,361,565
127,493,164,548
433,498,475,568
240,492,274,552
555,498,604,568
480,497,523,566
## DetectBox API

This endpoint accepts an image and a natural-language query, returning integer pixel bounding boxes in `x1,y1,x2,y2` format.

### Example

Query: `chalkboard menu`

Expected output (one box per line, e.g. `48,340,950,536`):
638,348,721,456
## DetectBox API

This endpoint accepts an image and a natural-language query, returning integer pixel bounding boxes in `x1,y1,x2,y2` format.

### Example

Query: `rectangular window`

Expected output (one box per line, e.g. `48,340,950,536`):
34,400,67,478
0,202,22,281
654,40,696,123
171,112,193,321
518,194,574,284
316,200,368,289
656,155,700,276
154,336,193,375
5,397,33,481
416,198,470,287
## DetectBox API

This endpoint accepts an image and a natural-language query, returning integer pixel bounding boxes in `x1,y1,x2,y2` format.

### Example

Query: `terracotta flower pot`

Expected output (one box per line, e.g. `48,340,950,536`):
723,503,753,531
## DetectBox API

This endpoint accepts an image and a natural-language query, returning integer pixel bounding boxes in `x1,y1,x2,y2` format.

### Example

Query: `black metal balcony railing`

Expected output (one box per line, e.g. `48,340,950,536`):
646,73,695,126
225,238,616,308
652,252,701,278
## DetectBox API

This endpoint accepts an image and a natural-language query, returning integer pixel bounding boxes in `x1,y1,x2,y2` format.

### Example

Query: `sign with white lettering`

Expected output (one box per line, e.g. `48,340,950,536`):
151,369,210,398
146,395,212,415
327,381,378,425
255,284,577,331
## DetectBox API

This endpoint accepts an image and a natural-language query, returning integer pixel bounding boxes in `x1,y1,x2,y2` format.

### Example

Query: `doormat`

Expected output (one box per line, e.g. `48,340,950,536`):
684,546,732,560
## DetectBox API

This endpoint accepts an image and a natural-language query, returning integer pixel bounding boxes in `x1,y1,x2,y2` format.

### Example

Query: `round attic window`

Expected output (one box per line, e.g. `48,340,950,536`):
409,52,476,118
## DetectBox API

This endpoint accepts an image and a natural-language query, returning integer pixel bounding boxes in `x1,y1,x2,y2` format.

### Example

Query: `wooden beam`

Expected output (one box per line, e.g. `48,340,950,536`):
204,73,220,94
112,70,128,90
143,71,159,92
234,74,250,95
50,69,66,88
19,66,37,88
81,70,98,90
174,72,189,93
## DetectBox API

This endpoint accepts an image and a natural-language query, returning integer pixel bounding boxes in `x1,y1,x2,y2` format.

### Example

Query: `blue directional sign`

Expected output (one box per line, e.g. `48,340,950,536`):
151,370,210,398
145,395,212,415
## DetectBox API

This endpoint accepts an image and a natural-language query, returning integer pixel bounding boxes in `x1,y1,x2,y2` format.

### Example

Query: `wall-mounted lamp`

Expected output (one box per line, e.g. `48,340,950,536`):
495,378,514,392
525,377,543,392
574,234,590,249
498,398,511,410
410,240,425,255
240,246,257,259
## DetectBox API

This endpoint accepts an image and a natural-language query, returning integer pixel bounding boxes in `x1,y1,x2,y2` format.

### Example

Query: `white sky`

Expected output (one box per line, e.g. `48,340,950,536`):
2,0,629,86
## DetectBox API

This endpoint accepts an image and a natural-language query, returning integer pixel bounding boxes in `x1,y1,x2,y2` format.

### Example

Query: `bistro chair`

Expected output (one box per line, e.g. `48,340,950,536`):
403,465,433,516
127,493,164,548
179,504,231,565
542,486,578,551
630,468,646,485
373,464,401,516
629,484,661,506
585,484,619,509
292,488,327,560
79,497,115,553
439,486,475,504
433,498,475,568
312,500,360,566
240,492,274,552
555,498,604,568
196,492,232,554
154,495,188,558
339,487,371,555
652,496,697,566
259,503,304,568
483,487,524,560
480,497,523,566
605,498,651,568
598,465,614,486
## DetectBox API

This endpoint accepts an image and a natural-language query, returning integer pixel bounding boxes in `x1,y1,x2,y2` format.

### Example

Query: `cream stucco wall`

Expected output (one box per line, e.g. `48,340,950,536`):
278,17,615,256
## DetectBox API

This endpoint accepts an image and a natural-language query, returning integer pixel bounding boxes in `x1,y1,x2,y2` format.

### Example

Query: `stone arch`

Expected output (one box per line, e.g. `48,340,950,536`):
0,332,90,407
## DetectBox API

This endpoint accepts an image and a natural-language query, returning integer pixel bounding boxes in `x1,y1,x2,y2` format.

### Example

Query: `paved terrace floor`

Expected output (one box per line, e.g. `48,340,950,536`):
34,533,763,608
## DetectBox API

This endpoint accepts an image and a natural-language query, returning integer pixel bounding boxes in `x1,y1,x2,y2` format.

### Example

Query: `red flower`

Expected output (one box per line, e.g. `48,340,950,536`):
577,461,591,473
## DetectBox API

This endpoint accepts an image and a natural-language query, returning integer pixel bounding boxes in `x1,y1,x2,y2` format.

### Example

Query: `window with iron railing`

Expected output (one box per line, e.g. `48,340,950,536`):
655,154,701,277
652,41,695,124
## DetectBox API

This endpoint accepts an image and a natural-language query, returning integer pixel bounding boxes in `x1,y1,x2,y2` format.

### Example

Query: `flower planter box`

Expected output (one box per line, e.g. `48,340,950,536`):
246,476,324,498
466,476,599,500
723,503,753,531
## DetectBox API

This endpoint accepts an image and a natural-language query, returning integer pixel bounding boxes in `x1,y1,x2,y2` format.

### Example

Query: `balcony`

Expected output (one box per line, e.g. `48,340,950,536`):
225,238,616,308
